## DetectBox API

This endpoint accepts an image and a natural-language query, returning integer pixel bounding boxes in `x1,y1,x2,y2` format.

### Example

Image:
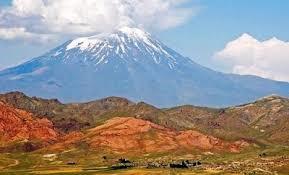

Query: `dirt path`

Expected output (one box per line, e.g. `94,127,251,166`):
0,159,19,170
7,159,19,168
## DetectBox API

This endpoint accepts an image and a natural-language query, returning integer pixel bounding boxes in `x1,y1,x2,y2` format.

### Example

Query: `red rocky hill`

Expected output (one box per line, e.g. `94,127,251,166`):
0,101,59,150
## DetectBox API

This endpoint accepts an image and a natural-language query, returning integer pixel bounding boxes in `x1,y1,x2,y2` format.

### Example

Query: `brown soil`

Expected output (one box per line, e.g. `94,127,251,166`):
0,101,59,144
52,117,248,154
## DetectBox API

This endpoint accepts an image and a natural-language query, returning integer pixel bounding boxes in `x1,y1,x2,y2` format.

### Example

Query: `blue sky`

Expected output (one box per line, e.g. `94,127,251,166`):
159,0,289,71
0,0,10,6
0,0,289,79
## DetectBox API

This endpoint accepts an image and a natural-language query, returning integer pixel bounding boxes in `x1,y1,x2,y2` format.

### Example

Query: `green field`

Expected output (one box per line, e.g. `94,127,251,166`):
1,146,289,175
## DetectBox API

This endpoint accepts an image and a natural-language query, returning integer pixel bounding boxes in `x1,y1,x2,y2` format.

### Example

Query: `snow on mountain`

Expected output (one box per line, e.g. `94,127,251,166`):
0,27,289,107
49,27,180,70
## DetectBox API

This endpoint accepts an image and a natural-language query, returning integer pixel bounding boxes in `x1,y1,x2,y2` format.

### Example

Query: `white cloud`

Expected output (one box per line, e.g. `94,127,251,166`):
0,27,54,42
215,33,289,82
0,0,197,41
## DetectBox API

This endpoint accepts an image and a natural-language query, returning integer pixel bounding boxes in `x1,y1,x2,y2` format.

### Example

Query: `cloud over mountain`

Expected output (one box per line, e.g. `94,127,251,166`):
0,0,197,41
215,33,289,82
0,27,54,42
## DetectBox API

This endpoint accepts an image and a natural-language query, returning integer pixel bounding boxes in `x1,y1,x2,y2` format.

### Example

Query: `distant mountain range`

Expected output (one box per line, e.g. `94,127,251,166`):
1,91,289,146
2,92,289,173
0,92,252,154
1,91,289,153
0,27,288,107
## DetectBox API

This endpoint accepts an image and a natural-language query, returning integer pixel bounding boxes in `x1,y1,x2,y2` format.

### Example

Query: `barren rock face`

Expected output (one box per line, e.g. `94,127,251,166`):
0,100,248,154
0,102,59,145
73,117,248,154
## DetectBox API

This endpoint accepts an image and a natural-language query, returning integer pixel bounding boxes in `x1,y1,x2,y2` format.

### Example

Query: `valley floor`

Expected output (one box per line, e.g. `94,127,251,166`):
0,168,233,175
1,146,289,175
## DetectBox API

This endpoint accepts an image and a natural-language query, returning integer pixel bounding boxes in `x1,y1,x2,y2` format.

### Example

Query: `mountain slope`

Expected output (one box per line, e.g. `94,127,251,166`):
165,95,289,145
0,91,134,132
0,92,183,133
0,98,248,154
49,117,248,154
2,92,289,146
0,101,59,152
0,27,289,107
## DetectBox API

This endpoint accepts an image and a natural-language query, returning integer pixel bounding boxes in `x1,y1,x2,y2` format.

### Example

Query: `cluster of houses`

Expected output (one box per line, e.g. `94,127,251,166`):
111,158,202,169
66,157,203,170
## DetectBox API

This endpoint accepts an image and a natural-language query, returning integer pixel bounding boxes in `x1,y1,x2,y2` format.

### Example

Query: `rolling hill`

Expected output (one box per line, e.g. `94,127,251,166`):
1,92,289,174
1,92,289,147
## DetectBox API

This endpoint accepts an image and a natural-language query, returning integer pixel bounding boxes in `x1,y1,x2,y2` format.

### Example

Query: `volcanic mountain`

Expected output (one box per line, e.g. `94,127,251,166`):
0,27,289,107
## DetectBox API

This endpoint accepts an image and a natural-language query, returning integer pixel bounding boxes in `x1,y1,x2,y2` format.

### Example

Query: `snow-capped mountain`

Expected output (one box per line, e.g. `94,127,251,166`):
0,27,289,107
64,27,180,68
38,27,193,71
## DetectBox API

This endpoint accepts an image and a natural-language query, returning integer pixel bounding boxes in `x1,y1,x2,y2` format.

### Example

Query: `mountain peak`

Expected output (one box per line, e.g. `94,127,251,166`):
66,27,150,51
256,94,287,102
55,26,181,68
117,26,150,38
